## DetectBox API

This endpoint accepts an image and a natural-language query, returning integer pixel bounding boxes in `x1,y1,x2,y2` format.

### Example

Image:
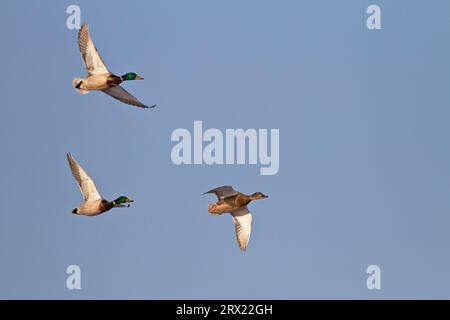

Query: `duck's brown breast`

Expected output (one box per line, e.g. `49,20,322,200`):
235,194,251,207
106,74,123,87
100,200,115,212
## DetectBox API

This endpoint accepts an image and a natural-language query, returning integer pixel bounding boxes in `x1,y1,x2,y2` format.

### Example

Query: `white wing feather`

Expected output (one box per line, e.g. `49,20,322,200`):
231,206,252,251
67,153,102,202
78,24,109,75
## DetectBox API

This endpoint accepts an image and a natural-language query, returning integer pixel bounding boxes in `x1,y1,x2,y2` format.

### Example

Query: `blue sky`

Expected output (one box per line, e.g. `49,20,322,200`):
2,0,450,299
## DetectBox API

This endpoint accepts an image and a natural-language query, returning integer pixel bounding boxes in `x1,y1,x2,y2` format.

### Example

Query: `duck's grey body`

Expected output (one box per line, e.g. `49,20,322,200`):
73,199,114,216
74,74,121,91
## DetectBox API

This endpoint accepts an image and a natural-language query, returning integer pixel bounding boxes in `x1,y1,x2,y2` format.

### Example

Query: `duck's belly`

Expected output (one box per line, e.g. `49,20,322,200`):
77,200,107,216
81,74,111,91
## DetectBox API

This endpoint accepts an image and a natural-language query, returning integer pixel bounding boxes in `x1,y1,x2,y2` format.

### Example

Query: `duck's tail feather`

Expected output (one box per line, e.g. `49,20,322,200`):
72,208,78,214
72,78,89,94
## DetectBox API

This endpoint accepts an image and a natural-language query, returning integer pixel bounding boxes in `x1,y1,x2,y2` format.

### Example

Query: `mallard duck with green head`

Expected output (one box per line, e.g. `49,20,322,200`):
204,186,268,251
73,24,155,109
67,153,134,216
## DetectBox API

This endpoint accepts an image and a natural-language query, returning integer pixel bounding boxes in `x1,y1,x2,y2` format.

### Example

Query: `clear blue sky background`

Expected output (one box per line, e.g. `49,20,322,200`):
1,0,450,299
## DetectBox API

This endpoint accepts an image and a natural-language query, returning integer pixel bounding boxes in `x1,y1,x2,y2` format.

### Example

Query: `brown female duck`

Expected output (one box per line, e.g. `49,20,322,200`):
204,186,268,251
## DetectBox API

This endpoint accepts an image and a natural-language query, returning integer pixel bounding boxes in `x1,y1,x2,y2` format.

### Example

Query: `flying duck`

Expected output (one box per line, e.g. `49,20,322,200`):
73,24,155,109
67,153,134,216
204,186,268,251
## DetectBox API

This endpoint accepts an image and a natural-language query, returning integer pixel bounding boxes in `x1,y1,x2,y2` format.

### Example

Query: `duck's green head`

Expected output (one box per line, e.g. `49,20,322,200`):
121,72,144,81
112,196,134,205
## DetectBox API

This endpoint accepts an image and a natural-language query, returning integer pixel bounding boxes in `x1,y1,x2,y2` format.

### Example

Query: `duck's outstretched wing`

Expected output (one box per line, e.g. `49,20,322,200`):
78,24,109,76
102,86,154,109
67,153,102,202
203,186,238,200
231,206,252,251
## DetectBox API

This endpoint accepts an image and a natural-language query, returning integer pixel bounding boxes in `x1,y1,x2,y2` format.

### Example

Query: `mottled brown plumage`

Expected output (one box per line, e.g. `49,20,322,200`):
204,186,268,251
